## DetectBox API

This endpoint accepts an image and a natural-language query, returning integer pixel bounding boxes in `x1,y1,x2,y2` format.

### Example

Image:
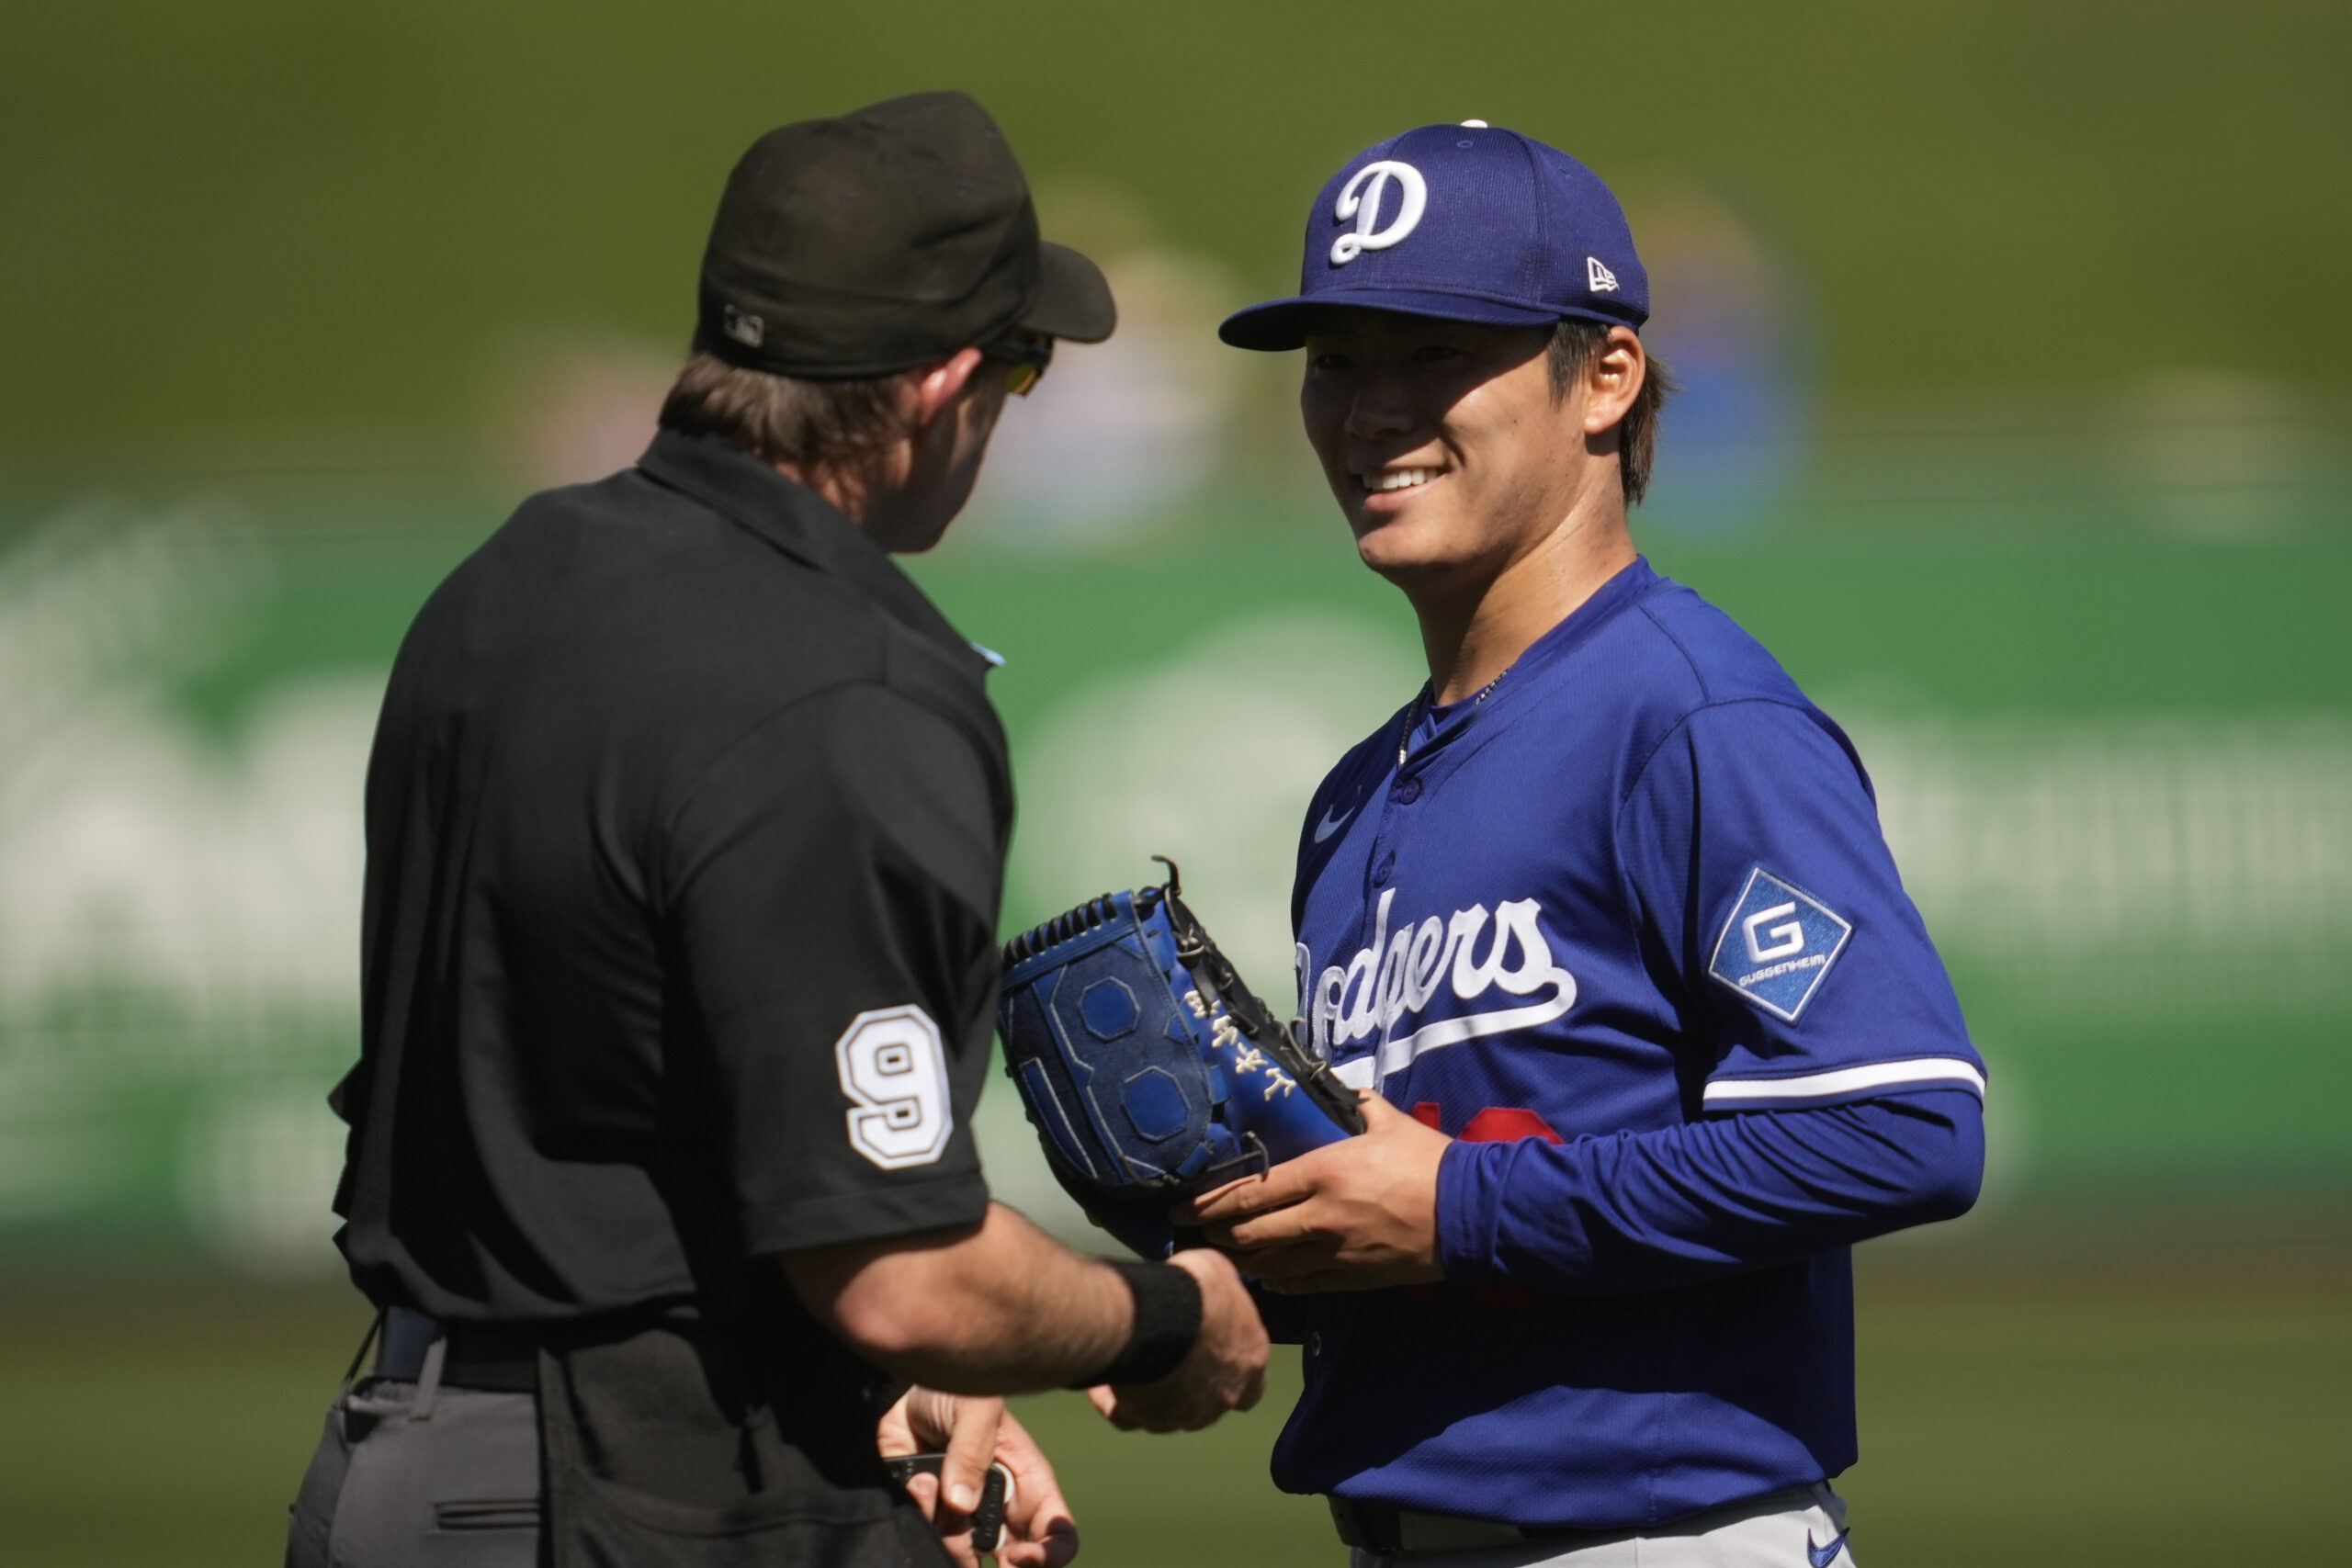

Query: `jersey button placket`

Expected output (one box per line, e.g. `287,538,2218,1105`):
1370,764,1420,889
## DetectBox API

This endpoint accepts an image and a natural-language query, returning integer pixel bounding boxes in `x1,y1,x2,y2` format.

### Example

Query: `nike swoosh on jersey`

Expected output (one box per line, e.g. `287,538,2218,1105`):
1311,800,1355,843
1807,1529,1850,1567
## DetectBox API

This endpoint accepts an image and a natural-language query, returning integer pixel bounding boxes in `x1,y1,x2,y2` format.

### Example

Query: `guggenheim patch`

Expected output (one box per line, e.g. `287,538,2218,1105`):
1707,868,1853,1022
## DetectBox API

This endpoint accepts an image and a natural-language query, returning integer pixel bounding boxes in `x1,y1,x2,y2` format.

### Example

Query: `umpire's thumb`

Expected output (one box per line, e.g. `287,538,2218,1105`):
939,1395,1004,1515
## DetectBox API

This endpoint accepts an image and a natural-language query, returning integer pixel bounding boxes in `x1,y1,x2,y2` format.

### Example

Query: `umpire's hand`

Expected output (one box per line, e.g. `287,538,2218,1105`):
1087,1247,1269,1433
879,1387,1080,1568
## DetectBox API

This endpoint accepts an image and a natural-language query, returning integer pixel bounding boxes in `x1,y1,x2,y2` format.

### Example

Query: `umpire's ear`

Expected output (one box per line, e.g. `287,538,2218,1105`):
907,347,990,436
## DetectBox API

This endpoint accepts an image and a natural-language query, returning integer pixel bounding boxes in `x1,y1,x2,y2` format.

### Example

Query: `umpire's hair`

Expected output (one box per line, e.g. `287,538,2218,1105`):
1546,321,1676,506
657,344,908,470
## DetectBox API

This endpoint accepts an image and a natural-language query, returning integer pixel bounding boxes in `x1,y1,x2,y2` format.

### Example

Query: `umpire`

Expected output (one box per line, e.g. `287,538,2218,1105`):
288,92,1267,1568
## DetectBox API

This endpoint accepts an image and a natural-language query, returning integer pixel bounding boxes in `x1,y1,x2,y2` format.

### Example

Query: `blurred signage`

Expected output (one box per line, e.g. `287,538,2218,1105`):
0,503,2343,1270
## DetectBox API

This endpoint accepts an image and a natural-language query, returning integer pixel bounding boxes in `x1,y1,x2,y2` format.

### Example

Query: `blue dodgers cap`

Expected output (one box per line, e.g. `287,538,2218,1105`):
1220,121,1648,351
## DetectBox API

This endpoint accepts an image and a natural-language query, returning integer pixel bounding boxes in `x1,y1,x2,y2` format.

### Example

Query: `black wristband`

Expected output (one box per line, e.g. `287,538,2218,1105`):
1069,1260,1204,1388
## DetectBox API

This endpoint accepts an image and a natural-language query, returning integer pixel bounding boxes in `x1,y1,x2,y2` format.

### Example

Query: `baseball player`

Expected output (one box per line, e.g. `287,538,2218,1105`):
1187,122,1987,1565
285,93,1268,1568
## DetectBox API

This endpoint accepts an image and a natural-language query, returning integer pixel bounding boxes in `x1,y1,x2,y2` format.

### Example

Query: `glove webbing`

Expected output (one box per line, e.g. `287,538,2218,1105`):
1146,862,1366,1138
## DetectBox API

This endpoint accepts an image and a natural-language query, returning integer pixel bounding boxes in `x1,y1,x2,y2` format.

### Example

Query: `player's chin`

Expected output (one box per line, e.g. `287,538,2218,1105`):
1354,526,1476,592
1350,506,1433,569
1350,492,1467,563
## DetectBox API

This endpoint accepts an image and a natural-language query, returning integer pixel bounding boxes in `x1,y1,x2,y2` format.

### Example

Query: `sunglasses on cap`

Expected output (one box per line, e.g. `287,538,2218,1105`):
980,332,1054,397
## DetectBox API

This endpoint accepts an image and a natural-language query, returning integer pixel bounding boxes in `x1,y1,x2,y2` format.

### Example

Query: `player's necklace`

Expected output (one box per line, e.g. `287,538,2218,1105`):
1399,666,1511,765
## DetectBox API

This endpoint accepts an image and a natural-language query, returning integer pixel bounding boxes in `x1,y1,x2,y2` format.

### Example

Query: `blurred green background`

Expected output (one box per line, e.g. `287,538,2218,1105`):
1,2,2346,1563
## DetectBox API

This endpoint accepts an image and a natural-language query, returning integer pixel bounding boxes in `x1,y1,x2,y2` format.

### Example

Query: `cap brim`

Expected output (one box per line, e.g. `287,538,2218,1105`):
1018,242,1116,343
1219,288,1567,351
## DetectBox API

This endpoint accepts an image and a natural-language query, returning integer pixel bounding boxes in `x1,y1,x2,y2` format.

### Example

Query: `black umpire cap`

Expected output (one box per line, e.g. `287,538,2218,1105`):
696,91,1116,379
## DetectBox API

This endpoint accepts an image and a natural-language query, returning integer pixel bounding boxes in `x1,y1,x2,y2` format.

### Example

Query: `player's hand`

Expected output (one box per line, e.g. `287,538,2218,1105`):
877,1387,1080,1567
1086,1247,1268,1433
1182,1091,1449,1292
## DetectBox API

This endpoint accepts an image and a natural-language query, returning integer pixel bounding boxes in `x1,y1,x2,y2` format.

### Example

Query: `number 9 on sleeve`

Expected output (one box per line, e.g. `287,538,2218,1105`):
834,1005,953,1170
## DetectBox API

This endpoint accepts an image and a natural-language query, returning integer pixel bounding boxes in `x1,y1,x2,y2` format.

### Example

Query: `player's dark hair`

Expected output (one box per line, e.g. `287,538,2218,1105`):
1545,320,1677,506
658,344,908,470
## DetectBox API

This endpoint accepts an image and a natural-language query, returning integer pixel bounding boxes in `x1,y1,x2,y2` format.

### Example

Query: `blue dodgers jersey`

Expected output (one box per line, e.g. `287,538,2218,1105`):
1277,559,1982,1530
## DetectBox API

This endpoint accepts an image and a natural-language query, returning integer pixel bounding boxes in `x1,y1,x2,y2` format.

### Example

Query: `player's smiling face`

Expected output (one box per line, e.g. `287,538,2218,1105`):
1298,310,1623,601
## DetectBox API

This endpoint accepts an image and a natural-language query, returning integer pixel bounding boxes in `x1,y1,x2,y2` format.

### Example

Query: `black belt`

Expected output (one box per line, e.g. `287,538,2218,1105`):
376,1306,542,1393
1329,1497,1590,1555
1329,1485,1820,1557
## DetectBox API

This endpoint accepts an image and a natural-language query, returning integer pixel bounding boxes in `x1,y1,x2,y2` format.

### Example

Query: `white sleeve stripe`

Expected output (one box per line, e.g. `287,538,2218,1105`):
1702,1057,1986,1105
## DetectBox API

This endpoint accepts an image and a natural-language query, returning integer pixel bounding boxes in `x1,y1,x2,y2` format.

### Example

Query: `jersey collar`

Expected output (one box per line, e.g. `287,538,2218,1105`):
1398,556,1659,779
636,429,989,674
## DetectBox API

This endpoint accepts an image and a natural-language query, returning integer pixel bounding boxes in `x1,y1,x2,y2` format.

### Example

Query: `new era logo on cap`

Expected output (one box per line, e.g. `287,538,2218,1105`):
721,304,765,348
1220,118,1648,351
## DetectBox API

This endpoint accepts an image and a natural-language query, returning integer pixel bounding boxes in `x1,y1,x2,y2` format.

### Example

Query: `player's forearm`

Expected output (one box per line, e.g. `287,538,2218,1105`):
779,1202,1134,1393
1439,1089,1984,1294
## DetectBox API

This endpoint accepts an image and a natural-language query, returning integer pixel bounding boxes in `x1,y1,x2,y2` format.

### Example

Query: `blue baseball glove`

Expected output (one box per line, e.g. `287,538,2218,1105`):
998,858,1365,1258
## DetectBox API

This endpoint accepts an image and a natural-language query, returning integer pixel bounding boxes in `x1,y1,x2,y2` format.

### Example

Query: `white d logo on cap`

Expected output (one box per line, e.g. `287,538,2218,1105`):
1331,160,1428,265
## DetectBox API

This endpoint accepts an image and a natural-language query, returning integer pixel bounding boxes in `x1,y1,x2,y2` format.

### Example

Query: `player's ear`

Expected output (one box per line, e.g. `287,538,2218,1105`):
908,348,989,435
1580,326,1646,436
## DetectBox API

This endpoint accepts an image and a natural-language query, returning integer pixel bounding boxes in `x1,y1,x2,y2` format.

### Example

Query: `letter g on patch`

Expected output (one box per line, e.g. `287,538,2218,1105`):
1707,868,1853,1022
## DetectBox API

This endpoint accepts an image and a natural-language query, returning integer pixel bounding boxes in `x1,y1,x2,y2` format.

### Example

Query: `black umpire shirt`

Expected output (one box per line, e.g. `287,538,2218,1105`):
333,425,1008,1337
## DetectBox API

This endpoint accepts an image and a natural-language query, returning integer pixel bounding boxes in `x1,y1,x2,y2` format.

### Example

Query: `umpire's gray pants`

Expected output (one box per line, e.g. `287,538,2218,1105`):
1350,1484,1852,1568
285,1355,545,1567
